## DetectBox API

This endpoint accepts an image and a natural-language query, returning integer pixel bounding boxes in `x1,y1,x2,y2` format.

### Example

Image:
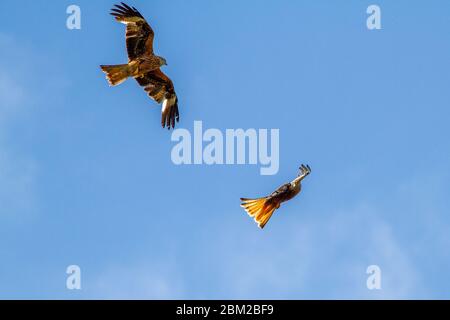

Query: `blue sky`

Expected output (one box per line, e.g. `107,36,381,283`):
1,0,450,299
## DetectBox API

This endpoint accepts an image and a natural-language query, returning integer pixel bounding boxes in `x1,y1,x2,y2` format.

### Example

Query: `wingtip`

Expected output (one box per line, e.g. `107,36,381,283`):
161,102,180,130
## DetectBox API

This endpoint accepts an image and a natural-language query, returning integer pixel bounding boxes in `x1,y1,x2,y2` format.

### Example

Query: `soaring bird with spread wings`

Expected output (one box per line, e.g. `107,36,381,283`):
100,3,179,129
240,165,311,229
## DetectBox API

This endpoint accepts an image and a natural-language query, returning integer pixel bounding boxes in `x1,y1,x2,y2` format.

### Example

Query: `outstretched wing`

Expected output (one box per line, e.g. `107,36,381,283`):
135,69,179,129
268,183,291,201
110,3,154,61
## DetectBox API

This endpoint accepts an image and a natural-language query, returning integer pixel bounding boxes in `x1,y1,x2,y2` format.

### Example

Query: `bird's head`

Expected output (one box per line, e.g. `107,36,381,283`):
158,56,168,67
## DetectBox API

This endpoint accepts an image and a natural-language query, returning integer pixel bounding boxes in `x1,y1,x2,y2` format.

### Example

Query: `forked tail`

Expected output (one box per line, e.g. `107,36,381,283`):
240,197,277,229
100,64,130,86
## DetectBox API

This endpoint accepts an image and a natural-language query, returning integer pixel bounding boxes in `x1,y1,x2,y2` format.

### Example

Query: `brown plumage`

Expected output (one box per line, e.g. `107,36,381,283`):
240,164,311,229
100,2,179,129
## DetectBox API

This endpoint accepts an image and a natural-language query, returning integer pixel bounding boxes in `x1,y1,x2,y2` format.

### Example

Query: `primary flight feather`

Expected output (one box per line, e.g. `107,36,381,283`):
100,3,179,129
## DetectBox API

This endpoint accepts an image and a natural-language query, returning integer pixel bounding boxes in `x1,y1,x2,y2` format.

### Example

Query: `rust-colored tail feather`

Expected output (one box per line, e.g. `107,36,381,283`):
100,64,130,86
240,198,277,229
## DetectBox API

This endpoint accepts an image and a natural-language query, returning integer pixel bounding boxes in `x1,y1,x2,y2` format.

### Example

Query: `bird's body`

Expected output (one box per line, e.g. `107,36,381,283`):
130,56,166,77
100,3,179,129
136,56,166,74
240,164,311,229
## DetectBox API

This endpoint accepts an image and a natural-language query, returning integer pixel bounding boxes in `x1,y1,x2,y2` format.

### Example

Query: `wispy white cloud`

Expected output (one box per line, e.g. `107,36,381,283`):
88,260,184,299
0,34,37,222
312,205,423,299
209,202,425,299
0,76,24,113
0,150,37,221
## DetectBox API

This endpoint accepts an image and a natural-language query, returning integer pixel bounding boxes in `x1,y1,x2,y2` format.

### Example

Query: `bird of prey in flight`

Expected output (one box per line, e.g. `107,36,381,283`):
240,164,311,229
100,2,179,129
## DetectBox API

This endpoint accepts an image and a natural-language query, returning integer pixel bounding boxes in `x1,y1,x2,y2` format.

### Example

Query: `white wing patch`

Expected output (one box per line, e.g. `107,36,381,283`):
162,98,169,114
162,96,176,114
